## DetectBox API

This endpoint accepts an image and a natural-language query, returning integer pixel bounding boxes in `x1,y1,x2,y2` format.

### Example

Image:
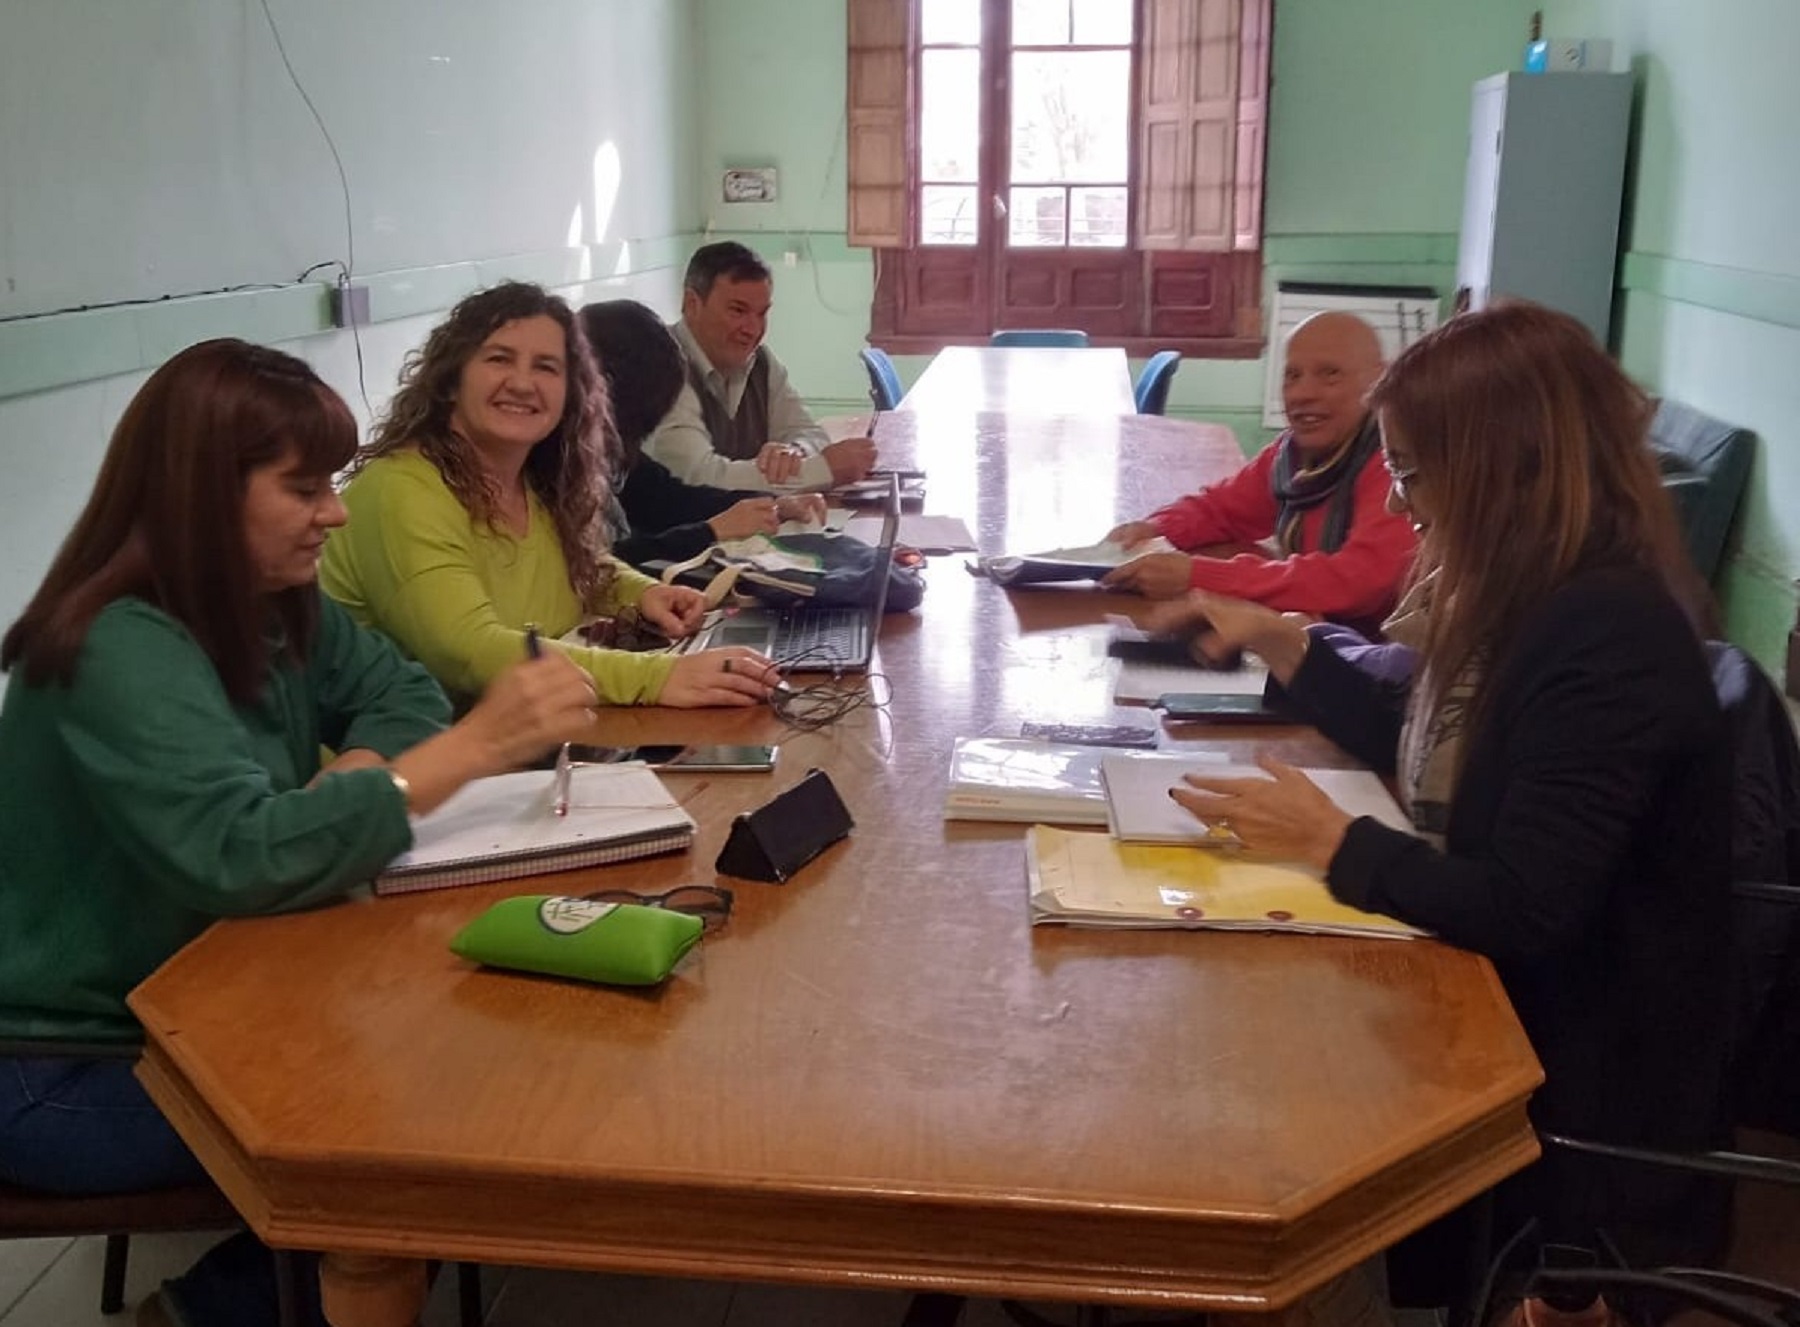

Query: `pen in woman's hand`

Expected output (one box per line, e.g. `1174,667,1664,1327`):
524,624,572,816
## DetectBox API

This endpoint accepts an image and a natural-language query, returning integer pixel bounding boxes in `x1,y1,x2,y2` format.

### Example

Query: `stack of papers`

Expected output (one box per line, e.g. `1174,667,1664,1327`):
943,737,1226,826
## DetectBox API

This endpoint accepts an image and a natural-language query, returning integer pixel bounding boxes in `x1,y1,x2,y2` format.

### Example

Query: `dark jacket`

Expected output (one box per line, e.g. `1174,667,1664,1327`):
611,457,742,568
1284,564,1733,1268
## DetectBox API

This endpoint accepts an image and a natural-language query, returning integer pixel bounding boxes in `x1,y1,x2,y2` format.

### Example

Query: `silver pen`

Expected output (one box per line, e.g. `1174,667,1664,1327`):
525,624,572,817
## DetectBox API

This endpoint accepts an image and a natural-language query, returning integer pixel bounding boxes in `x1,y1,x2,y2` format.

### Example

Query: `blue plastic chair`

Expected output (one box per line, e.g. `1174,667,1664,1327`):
1134,350,1182,415
858,347,904,412
988,329,1089,348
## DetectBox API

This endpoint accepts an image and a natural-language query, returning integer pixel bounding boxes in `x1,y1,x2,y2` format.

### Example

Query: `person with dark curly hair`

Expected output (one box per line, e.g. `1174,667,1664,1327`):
321,281,777,708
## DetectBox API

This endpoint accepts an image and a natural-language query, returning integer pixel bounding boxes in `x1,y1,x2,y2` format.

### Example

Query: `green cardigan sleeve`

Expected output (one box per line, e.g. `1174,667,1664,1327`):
311,593,453,756
324,457,676,707
56,601,416,917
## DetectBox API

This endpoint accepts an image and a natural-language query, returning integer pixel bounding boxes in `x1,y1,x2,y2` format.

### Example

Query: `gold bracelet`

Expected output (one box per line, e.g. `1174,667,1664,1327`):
385,768,413,811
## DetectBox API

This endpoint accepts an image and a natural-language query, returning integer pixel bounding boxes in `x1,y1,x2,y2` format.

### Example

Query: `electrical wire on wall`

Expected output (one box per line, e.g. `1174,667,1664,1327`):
258,0,372,416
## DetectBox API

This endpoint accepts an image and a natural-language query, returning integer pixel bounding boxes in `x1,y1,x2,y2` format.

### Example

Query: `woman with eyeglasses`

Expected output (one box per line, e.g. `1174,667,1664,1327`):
1150,302,1732,1304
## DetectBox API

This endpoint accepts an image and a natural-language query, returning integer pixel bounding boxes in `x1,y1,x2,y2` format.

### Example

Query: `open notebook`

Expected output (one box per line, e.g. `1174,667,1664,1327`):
375,763,695,895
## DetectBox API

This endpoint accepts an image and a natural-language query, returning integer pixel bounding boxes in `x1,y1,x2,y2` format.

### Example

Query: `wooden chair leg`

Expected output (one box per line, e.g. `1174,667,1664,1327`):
456,1261,483,1327
100,1233,130,1314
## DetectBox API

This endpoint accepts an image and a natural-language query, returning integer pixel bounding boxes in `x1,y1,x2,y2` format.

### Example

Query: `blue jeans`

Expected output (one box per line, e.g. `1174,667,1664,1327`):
0,1056,321,1327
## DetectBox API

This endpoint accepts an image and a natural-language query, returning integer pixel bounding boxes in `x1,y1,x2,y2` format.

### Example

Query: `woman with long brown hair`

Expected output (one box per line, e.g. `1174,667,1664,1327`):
0,339,596,1325
1154,302,1732,1300
321,281,776,708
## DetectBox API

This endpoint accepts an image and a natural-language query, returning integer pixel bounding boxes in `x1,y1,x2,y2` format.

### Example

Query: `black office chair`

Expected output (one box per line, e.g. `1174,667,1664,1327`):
1649,398,1755,586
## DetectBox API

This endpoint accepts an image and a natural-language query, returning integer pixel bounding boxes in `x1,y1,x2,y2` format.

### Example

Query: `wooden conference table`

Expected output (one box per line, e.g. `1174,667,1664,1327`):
897,345,1136,416
130,410,1541,1327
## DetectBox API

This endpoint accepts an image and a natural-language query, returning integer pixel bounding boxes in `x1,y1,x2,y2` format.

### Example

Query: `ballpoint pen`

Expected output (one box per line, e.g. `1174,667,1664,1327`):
525,624,573,818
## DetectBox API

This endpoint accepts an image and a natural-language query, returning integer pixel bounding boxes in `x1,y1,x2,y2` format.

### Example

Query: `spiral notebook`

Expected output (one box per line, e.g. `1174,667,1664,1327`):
374,763,696,895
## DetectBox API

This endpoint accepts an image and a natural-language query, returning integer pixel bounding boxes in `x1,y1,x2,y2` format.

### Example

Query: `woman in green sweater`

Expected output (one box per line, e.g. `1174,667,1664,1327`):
321,281,778,709
0,339,597,1326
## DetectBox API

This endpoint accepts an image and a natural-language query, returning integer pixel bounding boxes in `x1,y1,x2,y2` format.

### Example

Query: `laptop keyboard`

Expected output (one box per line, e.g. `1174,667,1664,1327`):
772,608,866,665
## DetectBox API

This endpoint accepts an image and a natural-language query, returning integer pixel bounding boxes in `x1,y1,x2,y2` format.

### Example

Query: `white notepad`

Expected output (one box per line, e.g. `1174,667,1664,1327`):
375,763,695,895
1099,755,1413,844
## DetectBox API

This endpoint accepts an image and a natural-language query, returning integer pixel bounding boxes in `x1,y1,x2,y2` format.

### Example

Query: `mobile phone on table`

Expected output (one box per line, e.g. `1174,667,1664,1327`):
566,744,778,772
1151,693,1287,724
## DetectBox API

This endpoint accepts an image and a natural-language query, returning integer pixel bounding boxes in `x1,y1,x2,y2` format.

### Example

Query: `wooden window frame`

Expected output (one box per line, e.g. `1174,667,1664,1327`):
849,0,1271,359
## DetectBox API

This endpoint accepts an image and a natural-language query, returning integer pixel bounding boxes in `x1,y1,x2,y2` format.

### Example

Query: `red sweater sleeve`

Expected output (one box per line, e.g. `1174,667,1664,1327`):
1182,454,1418,623
1147,444,1281,549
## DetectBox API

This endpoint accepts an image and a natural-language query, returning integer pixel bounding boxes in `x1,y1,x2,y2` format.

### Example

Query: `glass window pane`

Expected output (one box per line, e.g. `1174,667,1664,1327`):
1008,187,1066,247
1012,0,1068,45
1008,51,1131,184
922,186,980,246
1071,0,1131,45
920,49,980,183
1068,186,1127,247
921,0,979,45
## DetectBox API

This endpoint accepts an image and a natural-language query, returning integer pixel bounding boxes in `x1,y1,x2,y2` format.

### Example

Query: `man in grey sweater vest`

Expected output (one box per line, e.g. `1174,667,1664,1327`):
643,242,879,493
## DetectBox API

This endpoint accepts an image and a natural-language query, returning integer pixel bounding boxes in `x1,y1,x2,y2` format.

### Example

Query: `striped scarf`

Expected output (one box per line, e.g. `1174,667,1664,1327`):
1269,415,1382,556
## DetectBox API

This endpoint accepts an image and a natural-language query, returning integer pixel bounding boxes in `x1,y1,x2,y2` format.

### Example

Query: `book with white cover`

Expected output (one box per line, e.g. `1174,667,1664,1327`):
943,738,1227,825
1098,755,1413,844
375,763,695,895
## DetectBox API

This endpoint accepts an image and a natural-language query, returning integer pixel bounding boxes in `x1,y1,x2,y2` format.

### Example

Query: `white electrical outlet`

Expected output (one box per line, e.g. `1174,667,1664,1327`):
722,167,778,204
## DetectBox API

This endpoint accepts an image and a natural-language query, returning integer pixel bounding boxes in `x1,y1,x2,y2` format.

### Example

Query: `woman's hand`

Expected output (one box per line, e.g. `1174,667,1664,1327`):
707,497,781,542
462,655,599,766
637,584,709,638
775,493,828,526
387,655,600,814
1170,755,1353,872
657,648,780,708
1143,591,1312,682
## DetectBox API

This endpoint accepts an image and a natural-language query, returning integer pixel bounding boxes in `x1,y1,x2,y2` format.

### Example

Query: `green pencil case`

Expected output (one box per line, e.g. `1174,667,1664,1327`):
449,895,703,986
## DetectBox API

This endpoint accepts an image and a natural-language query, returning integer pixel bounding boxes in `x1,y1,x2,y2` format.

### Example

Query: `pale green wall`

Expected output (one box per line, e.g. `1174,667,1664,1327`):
694,0,1530,450
1543,0,1800,672
0,0,703,653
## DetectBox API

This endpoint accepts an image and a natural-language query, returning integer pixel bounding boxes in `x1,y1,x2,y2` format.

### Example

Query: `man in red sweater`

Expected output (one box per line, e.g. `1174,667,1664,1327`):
1102,311,1417,633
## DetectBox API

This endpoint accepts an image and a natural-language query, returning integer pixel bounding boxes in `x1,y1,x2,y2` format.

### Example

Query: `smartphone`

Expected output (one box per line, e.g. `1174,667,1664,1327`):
1151,693,1288,724
566,744,778,772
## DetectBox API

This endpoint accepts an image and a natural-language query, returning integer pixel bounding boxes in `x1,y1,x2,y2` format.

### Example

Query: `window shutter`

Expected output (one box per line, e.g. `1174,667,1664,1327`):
1136,0,1243,252
1232,0,1271,251
847,0,909,249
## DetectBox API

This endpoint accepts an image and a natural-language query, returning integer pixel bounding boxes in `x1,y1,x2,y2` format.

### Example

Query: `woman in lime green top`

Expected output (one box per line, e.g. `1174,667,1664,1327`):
322,281,777,710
